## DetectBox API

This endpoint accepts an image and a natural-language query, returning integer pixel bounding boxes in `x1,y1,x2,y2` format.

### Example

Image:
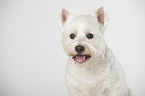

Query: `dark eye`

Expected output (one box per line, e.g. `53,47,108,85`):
87,33,94,39
70,34,75,39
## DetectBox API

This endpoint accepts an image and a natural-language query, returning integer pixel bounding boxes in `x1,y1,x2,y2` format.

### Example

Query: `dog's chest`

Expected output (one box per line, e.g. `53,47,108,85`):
66,63,108,88
66,59,107,84
66,69,108,96
66,66,105,85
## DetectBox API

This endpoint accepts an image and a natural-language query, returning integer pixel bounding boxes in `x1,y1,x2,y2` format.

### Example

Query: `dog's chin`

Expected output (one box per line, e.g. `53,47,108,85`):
72,55,91,64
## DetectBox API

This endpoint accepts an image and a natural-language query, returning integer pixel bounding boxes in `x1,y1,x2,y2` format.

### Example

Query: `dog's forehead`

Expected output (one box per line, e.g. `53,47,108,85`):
64,15,99,32
69,15,97,25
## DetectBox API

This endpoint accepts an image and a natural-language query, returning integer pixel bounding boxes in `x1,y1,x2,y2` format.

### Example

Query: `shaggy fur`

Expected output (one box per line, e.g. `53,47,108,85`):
58,7,132,96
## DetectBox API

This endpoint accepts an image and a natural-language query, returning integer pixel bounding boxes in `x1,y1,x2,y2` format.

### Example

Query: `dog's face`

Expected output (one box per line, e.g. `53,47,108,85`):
59,8,107,64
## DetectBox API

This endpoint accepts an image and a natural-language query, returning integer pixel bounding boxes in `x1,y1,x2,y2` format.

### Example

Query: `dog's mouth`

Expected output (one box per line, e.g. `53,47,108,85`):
72,55,91,63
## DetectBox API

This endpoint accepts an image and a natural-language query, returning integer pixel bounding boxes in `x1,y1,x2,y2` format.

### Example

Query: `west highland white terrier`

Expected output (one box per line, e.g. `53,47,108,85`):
58,7,132,96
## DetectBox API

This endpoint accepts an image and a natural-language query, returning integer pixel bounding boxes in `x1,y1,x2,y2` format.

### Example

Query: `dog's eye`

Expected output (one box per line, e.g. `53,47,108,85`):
70,34,75,39
87,33,93,39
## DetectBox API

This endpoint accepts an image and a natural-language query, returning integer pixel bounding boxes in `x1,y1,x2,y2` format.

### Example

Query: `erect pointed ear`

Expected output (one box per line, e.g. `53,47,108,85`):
58,9,70,31
92,7,106,25
97,7,104,24
61,9,69,23
58,9,70,27
92,7,108,32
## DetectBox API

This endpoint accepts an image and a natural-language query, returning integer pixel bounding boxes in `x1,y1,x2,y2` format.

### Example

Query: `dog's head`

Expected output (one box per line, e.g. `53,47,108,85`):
58,7,107,64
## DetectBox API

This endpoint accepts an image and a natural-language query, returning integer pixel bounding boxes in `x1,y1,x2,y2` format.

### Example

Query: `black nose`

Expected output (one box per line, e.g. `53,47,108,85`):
75,45,85,54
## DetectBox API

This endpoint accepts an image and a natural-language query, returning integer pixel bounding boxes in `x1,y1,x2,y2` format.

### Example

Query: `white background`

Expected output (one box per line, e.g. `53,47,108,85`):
0,0,145,96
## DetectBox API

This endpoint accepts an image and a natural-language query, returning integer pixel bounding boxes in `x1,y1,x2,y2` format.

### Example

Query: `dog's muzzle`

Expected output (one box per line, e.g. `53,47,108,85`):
72,55,91,63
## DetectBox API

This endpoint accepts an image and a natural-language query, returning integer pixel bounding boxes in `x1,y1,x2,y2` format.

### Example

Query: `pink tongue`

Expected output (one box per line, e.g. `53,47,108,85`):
76,56,86,63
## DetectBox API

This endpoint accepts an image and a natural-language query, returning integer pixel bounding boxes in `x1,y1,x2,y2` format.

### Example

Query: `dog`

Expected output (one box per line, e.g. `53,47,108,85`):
58,7,132,96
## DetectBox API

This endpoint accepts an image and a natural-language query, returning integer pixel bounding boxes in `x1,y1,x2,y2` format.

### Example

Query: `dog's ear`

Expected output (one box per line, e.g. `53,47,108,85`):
92,7,105,25
92,7,108,32
58,9,70,29
96,7,104,25
61,9,69,23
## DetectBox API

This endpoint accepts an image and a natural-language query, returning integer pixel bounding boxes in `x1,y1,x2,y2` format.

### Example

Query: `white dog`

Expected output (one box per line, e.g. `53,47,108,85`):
58,7,132,96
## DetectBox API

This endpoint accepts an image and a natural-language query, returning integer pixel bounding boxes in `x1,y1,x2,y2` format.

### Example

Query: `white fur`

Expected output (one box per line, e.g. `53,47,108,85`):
58,8,132,96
